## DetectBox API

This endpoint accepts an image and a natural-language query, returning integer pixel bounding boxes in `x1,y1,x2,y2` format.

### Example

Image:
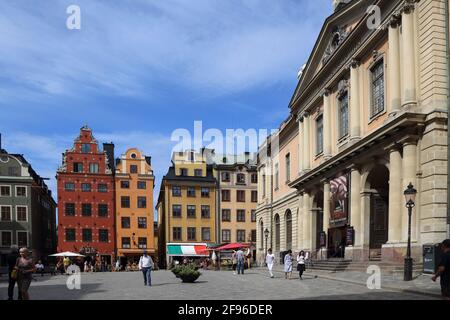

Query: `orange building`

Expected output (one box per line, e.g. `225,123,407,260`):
115,148,155,265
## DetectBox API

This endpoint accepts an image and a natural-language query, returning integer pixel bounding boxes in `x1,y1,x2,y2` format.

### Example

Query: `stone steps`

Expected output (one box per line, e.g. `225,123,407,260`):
307,259,424,273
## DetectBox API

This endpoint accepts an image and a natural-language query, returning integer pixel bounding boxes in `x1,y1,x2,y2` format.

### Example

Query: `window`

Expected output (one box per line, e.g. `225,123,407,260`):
251,191,257,203
262,174,266,197
251,230,257,242
138,217,147,229
188,151,195,162
187,187,196,197
81,144,91,153
194,169,202,177
121,181,130,189
0,186,11,197
130,165,138,174
73,163,83,173
137,197,147,208
16,186,27,197
65,229,76,242
65,203,75,216
180,168,188,176
285,153,291,182
17,231,28,247
251,210,256,222
173,227,182,241
89,163,99,173
237,190,245,202
65,183,75,191
316,115,324,155
221,172,230,182
1,231,12,247
236,173,245,184
82,229,92,242
81,183,91,192
187,227,196,241
82,203,92,217
221,190,230,202
172,205,182,218
8,167,19,176
121,217,131,228
137,181,146,189
138,237,147,249
1,206,12,221
237,230,246,242
98,184,107,193
187,205,196,218
338,92,349,138
16,206,27,221
202,228,211,241
201,187,210,198
99,229,108,242
371,59,385,117
275,164,279,190
98,204,108,217
251,174,258,184
221,209,231,222
222,230,231,243
121,196,130,208
237,210,246,222
201,205,210,219
122,237,131,248
172,186,181,197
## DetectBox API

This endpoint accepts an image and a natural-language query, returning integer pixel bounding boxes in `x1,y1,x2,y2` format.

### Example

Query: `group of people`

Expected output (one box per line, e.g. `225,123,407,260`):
231,247,252,275
265,249,308,280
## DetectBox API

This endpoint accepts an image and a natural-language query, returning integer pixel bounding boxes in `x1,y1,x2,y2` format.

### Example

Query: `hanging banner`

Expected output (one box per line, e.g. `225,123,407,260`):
329,174,349,226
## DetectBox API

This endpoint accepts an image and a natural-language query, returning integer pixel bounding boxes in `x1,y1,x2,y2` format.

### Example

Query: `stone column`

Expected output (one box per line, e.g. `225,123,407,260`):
388,147,403,243
302,113,311,171
388,17,401,115
323,89,332,159
402,141,418,242
298,115,304,173
350,167,362,256
297,194,304,250
302,192,311,251
360,191,372,257
350,59,361,141
323,181,331,234
401,3,417,106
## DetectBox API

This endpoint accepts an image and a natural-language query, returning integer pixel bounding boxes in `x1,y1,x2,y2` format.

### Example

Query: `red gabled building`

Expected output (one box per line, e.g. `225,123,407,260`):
56,126,116,266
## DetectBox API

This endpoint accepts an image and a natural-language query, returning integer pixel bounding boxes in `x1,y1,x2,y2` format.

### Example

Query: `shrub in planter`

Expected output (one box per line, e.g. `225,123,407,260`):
172,264,201,283
171,265,183,278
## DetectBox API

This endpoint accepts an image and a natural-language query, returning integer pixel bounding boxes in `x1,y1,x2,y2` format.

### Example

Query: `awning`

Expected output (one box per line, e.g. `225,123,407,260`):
166,243,209,257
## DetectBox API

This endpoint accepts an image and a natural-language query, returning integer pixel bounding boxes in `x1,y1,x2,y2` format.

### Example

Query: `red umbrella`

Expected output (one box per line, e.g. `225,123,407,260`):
215,243,249,251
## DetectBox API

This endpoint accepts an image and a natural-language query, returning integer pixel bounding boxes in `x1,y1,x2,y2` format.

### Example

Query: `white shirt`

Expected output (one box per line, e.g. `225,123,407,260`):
35,263,44,269
266,253,275,265
139,255,154,269
297,255,305,264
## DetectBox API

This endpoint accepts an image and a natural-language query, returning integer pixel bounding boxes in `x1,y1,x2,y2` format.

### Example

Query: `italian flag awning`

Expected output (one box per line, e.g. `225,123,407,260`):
167,243,209,257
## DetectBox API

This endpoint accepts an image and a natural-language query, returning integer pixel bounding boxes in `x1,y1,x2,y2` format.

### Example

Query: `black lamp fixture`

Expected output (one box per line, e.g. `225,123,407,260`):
403,183,417,281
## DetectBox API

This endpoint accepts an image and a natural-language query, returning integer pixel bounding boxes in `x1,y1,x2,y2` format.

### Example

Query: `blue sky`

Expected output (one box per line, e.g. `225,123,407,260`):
0,0,333,208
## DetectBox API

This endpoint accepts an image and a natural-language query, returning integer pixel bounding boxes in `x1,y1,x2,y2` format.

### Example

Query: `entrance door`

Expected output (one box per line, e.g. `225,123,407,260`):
327,226,346,258
369,194,388,258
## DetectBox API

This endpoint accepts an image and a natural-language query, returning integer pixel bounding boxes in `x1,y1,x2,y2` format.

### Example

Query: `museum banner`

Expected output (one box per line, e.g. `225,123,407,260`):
329,173,349,226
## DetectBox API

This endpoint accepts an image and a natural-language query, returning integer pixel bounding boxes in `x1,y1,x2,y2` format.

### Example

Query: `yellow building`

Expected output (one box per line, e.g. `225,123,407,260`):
157,150,217,268
115,148,155,265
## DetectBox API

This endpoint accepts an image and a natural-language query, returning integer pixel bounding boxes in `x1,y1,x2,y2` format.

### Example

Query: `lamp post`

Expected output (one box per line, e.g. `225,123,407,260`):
264,228,270,266
403,183,417,281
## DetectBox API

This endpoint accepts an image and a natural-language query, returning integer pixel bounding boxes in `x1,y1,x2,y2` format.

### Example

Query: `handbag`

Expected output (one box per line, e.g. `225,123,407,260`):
10,258,19,279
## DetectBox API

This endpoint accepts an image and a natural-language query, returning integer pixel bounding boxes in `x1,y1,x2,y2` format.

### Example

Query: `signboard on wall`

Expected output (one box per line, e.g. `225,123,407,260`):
329,174,349,226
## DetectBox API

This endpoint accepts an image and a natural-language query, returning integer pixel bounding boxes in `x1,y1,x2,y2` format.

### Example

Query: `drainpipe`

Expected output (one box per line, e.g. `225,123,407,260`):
445,0,450,238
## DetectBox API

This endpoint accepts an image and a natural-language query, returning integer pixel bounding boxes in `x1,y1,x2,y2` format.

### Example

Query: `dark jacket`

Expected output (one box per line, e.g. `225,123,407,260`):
7,252,19,273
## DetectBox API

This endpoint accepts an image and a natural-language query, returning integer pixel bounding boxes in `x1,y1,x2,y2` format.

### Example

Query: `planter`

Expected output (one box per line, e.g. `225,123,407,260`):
172,264,201,283
180,273,200,283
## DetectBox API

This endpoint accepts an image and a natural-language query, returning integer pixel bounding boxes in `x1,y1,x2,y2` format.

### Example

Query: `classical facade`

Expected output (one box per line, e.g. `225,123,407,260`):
56,126,116,265
115,148,155,265
257,0,449,264
0,145,57,265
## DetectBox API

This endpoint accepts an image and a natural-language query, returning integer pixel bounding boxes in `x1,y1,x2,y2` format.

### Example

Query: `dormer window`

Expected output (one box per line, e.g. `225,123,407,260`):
81,144,91,153
180,168,188,176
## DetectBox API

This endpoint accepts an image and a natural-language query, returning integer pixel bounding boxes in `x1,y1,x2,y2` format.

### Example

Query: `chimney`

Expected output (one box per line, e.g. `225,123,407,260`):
103,142,115,172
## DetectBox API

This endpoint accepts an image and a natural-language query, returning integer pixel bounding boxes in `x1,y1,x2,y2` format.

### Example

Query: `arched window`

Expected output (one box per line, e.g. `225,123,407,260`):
285,210,292,250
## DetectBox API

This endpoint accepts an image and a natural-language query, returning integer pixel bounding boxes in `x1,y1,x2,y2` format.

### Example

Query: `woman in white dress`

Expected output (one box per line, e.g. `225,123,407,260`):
266,248,275,278
284,250,293,279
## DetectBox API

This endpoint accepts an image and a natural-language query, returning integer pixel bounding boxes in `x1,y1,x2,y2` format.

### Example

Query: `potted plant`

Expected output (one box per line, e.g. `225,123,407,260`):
172,264,201,283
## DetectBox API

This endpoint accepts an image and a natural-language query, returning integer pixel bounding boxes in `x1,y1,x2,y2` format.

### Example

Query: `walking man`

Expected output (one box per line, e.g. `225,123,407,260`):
139,251,154,286
266,248,275,278
432,239,450,300
7,246,22,300
236,247,245,275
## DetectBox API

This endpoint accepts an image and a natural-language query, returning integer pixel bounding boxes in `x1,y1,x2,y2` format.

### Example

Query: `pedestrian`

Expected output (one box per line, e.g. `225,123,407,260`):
15,247,36,300
246,248,252,269
297,251,306,280
231,250,237,275
84,260,89,273
284,250,293,279
63,256,70,274
115,259,121,272
266,248,275,278
7,245,22,300
432,239,450,300
236,247,245,275
138,251,154,286
35,260,45,277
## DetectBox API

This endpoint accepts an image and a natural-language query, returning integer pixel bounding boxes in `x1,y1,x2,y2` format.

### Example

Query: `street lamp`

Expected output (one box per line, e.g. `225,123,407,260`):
403,182,417,281
264,228,270,265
